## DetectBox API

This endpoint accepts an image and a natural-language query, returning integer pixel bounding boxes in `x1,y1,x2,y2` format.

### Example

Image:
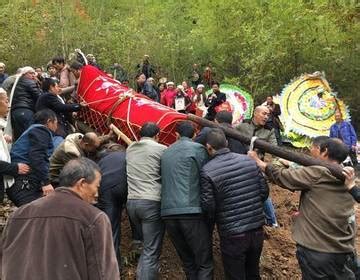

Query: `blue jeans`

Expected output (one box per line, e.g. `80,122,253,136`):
264,197,277,225
127,199,164,280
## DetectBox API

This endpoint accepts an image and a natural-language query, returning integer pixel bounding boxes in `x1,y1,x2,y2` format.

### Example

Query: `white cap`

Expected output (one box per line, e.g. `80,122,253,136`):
21,66,35,75
197,84,205,89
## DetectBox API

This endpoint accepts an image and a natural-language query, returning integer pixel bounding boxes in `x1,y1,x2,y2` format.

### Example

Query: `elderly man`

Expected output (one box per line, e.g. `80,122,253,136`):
1,158,119,280
236,105,278,227
126,122,167,279
249,137,357,279
11,66,42,140
0,88,29,202
330,111,358,166
236,105,277,146
49,132,106,187
135,73,158,102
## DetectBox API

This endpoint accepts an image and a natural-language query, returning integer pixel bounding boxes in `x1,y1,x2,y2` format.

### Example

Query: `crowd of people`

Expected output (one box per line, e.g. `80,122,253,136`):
0,54,359,280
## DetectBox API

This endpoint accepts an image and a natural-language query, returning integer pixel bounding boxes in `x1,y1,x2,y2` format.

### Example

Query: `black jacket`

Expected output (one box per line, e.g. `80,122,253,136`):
205,91,226,120
194,124,248,154
12,77,42,111
200,148,268,237
97,151,127,197
0,161,18,201
142,82,159,102
36,92,81,137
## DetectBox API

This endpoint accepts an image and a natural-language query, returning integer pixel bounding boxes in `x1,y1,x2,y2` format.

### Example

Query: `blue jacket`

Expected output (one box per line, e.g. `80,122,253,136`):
11,124,54,185
330,121,357,148
161,137,208,216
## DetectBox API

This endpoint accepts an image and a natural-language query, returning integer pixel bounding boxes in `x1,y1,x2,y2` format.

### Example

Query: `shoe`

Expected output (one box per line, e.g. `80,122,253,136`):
271,222,279,228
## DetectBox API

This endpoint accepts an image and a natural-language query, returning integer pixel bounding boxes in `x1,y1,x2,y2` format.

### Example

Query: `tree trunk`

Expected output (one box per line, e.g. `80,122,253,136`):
187,114,344,180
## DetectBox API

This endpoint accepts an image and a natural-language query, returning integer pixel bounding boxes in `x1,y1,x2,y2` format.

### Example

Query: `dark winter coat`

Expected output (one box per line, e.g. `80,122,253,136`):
200,148,268,237
98,151,127,196
12,77,42,111
204,91,226,120
36,92,81,137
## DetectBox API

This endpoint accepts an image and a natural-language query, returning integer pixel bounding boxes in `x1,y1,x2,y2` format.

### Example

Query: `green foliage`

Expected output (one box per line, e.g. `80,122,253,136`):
1,0,359,127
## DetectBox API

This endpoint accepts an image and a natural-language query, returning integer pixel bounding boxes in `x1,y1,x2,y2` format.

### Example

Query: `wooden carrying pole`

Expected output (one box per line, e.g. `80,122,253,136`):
109,123,133,146
187,114,344,180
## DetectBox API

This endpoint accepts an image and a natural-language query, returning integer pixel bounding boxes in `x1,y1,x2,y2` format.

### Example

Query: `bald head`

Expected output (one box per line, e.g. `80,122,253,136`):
81,132,101,153
253,105,270,126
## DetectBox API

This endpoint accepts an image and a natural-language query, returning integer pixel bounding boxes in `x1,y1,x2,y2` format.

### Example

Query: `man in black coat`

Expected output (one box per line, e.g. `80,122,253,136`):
200,129,268,280
264,96,282,145
11,66,42,140
96,144,127,270
204,82,226,121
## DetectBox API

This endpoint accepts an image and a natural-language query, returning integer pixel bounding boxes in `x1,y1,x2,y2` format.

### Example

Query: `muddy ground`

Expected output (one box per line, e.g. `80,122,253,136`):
120,185,302,279
121,176,360,279
1,182,358,279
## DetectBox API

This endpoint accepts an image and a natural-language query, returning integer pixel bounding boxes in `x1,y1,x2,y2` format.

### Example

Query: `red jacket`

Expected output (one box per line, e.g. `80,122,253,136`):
161,88,177,107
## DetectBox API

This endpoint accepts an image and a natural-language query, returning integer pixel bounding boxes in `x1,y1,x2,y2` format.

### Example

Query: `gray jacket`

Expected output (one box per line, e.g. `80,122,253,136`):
126,137,167,201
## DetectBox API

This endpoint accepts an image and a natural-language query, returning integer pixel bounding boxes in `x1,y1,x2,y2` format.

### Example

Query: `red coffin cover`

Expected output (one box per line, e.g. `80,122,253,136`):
77,65,187,145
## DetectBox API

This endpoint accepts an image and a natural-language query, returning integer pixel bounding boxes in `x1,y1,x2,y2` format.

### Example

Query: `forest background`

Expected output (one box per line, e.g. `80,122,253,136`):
0,0,359,129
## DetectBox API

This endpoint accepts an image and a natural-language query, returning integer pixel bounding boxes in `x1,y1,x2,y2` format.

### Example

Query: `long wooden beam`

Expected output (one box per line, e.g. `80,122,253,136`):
187,114,344,180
